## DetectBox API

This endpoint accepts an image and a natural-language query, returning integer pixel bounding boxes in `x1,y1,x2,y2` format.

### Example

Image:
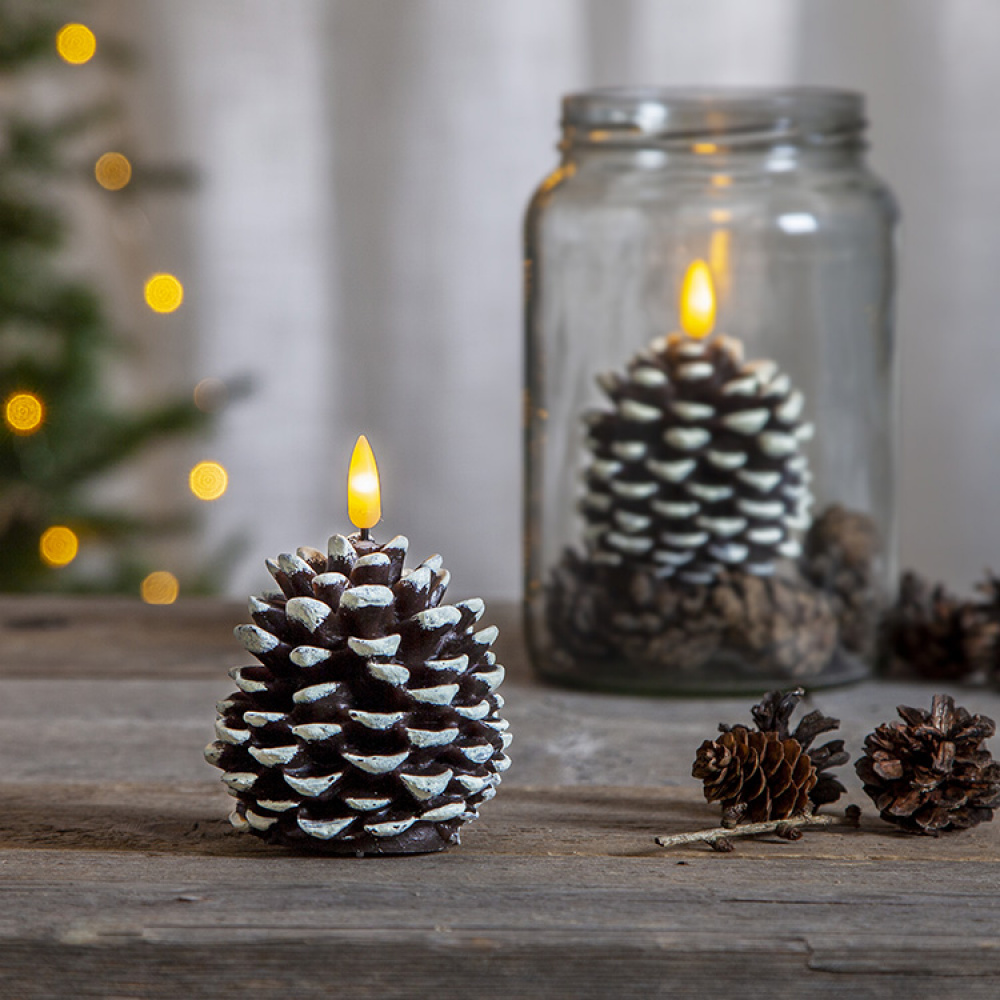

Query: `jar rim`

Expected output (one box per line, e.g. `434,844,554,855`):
562,86,865,145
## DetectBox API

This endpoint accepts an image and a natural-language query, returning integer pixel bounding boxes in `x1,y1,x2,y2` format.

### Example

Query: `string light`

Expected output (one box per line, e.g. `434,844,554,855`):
56,24,97,65
189,461,228,501
141,571,179,605
95,152,132,191
144,273,184,314
193,377,228,413
4,392,44,435
39,526,79,568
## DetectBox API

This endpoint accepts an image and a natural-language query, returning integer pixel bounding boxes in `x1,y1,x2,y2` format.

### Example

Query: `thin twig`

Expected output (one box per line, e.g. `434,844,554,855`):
655,806,861,852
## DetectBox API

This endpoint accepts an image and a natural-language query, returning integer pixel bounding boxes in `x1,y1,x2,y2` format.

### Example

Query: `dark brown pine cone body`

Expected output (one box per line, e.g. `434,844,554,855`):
581,333,813,584
692,689,848,821
204,533,510,855
856,694,1000,834
885,572,996,681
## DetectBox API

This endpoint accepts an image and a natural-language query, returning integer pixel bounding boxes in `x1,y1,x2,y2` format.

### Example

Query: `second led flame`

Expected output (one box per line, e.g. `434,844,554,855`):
680,259,716,340
348,435,381,531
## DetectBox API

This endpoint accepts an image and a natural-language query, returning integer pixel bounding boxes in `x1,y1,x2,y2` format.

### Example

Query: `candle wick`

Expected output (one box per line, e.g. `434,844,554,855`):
360,527,371,542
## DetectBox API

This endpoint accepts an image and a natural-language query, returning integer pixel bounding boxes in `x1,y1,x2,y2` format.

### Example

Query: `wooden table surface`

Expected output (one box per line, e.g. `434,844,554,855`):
1,596,999,999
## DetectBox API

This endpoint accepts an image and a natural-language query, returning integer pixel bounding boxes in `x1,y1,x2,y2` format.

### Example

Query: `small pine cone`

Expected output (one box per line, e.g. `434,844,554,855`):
856,694,1000,835
692,726,816,822
204,534,510,855
885,572,994,681
692,688,849,822
581,333,813,585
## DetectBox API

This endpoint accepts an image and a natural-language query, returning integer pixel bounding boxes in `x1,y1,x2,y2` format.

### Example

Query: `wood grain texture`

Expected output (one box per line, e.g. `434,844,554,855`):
1,596,999,998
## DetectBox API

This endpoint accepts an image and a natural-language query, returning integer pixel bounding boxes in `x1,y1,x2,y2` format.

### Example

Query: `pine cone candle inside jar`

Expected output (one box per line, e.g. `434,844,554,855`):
205,437,511,854
581,268,814,585
544,261,855,692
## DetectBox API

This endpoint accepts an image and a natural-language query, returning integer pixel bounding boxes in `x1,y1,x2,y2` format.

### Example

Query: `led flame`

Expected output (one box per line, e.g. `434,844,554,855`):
680,259,716,340
348,435,381,531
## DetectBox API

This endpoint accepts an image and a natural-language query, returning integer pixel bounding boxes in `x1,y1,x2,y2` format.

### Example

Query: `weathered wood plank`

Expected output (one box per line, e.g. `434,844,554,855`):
1,596,999,997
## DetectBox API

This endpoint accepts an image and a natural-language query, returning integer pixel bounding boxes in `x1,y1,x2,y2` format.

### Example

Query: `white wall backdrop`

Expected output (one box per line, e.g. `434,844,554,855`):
112,0,1000,599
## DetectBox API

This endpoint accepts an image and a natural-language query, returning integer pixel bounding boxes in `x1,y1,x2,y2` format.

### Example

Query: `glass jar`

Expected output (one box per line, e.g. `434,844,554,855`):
523,87,898,695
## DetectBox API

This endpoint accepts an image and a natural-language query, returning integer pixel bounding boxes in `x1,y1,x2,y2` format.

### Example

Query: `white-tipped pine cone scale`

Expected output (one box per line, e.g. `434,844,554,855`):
205,533,510,855
582,333,814,583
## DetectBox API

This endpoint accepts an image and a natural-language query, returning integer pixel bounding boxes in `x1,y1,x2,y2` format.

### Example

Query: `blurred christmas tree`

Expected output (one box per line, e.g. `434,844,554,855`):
0,4,219,593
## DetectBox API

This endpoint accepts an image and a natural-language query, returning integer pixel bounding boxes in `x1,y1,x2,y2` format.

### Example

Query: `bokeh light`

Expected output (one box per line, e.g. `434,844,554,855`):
56,24,97,65
144,273,184,314
193,377,229,413
95,152,132,191
39,526,79,568
189,461,228,501
4,392,44,435
141,570,179,605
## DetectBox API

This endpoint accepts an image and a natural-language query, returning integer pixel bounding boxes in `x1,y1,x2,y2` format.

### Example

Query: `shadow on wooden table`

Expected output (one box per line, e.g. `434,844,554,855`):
0,782,720,859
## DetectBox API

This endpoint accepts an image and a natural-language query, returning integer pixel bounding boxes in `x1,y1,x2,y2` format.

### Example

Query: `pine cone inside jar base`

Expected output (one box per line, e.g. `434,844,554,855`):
204,534,510,855
802,505,880,657
856,694,1000,835
545,549,838,684
693,689,848,822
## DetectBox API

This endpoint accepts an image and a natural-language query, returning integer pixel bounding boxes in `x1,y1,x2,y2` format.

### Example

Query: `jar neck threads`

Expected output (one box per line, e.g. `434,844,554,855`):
560,87,867,155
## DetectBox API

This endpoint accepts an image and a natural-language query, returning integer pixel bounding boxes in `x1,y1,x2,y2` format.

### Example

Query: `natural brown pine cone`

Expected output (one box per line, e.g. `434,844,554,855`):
692,688,848,822
692,726,816,822
885,572,996,681
856,694,1000,835
973,572,1000,684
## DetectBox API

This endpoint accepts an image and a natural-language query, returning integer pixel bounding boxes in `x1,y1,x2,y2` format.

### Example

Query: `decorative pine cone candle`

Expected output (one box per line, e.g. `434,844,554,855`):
205,437,510,855
856,694,1000,835
582,328,813,585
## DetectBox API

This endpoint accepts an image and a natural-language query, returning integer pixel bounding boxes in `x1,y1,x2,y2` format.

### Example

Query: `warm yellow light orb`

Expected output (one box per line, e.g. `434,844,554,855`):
56,24,97,65
679,259,716,340
141,571,180,605
39,526,79,568
347,435,381,531
144,273,184,314
95,152,132,191
189,461,228,501
4,392,44,435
